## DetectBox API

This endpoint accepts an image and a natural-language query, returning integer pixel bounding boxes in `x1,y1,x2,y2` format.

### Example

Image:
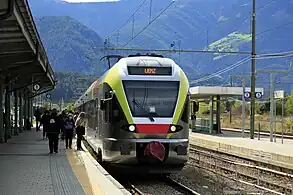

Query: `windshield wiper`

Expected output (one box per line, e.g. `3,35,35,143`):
132,99,155,122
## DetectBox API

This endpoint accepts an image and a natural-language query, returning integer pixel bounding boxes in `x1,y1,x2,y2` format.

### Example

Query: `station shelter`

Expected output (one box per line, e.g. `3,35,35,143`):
189,86,264,134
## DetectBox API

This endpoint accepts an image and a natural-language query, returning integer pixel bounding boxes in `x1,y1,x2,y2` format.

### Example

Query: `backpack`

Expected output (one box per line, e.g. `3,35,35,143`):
65,120,74,130
48,117,58,132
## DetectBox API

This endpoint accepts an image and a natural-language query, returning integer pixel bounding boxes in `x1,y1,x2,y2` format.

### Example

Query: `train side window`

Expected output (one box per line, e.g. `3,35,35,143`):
100,100,105,110
110,95,120,123
104,92,112,123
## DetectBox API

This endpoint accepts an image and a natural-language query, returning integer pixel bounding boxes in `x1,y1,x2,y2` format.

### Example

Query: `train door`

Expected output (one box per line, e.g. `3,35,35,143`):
98,92,104,138
104,91,112,137
94,98,99,138
99,83,112,138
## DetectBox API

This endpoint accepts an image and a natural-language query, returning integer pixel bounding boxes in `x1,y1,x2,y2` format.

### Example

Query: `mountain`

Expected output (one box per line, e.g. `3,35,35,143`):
29,0,293,92
34,16,106,102
51,71,97,102
35,16,108,75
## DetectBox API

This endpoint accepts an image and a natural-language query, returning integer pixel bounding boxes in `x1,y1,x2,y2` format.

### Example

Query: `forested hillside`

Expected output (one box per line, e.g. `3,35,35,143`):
35,16,108,75
52,71,97,102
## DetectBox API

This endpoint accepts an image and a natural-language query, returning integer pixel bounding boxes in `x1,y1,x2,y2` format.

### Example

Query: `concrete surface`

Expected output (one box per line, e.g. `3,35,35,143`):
190,131,293,170
0,130,84,195
0,130,130,195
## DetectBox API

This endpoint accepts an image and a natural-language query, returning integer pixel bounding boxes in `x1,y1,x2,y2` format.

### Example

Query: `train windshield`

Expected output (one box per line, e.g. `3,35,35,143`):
123,80,179,118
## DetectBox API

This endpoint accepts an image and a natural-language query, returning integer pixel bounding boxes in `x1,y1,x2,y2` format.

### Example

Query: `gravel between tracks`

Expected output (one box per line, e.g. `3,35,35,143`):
170,164,261,195
189,145,293,194
128,177,185,195
116,164,261,195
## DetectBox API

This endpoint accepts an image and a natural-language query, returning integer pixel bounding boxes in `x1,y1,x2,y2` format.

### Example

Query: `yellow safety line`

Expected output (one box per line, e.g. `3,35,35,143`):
66,150,105,195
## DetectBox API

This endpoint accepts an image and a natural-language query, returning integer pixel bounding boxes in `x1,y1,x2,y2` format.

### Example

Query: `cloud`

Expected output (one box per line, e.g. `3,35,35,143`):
62,0,120,3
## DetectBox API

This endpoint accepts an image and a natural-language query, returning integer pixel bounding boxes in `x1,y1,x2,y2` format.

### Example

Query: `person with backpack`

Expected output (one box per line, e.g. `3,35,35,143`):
64,113,75,149
40,110,50,140
47,109,61,154
58,110,67,140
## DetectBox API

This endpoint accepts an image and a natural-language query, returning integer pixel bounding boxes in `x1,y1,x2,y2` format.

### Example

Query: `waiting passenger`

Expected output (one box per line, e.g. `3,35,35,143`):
40,110,50,140
34,107,41,131
64,113,75,149
73,112,79,137
59,110,67,140
47,109,61,154
75,112,86,150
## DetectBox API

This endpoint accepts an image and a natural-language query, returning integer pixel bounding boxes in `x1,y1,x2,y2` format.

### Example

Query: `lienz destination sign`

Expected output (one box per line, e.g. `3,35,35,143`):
127,66,172,76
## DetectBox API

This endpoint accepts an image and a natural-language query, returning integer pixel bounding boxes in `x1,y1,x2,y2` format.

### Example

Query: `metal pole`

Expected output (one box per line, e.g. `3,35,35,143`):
250,0,256,139
230,74,233,124
280,98,282,144
242,78,246,138
257,120,260,140
270,73,274,142
209,96,213,134
274,99,277,142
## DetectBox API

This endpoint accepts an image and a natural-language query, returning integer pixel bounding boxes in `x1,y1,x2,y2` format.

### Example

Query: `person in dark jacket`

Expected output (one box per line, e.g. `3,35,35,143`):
59,110,67,140
75,112,86,150
47,109,61,154
40,110,50,140
34,107,42,131
64,113,75,149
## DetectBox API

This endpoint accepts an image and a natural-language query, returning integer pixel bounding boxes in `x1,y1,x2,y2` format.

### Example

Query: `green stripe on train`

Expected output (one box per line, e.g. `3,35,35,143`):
102,64,134,124
172,69,189,124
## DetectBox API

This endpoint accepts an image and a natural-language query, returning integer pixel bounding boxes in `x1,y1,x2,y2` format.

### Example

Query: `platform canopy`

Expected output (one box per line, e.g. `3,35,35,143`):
190,86,264,99
0,0,55,97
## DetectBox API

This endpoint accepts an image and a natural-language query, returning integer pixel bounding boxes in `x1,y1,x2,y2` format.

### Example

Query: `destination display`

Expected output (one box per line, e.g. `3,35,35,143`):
127,66,172,76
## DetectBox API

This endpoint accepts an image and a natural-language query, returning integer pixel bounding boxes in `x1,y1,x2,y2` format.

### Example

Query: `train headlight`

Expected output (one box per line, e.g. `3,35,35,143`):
170,125,176,132
129,125,136,132
168,125,183,133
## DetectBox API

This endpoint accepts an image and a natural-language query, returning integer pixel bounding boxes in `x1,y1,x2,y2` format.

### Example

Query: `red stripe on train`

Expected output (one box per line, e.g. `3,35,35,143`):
136,124,169,134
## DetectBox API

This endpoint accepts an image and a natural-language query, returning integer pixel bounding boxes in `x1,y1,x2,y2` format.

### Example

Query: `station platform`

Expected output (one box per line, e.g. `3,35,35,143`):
189,131,293,170
0,130,130,195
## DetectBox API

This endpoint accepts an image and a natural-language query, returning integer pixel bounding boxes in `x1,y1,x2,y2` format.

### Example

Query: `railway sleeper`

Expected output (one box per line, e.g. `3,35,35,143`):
189,157,292,194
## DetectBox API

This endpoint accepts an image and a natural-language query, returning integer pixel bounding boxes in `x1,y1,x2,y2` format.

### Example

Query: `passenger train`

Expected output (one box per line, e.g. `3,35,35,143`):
74,54,198,173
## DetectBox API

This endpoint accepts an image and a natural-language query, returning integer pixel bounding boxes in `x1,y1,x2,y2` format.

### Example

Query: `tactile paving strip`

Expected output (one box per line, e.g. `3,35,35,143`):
50,152,85,195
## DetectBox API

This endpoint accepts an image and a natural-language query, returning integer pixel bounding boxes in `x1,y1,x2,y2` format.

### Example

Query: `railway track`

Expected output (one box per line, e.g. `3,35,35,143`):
189,145,293,195
221,128,293,140
126,174,201,195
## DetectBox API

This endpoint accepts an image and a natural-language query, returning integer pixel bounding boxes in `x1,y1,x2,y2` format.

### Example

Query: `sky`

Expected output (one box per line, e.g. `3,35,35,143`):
62,0,120,2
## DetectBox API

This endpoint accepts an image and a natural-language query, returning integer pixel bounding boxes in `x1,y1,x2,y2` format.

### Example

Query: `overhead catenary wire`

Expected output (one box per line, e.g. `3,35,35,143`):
190,57,250,84
256,19,293,37
105,47,293,58
122,0,176,48
105,47,251,55
257,0,275,11
105,0,148,40
192,54,293,85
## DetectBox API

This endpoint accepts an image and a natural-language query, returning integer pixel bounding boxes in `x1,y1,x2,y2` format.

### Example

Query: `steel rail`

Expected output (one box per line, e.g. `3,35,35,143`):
163,176,201,195
189,147,293,194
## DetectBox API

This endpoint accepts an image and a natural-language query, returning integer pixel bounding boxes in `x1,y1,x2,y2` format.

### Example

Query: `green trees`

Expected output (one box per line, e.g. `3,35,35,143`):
50,71,96,103
66,103,75,111
285,90,293,115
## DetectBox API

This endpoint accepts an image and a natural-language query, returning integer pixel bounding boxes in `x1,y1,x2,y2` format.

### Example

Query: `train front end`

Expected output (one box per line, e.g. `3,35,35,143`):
105,56,190,173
